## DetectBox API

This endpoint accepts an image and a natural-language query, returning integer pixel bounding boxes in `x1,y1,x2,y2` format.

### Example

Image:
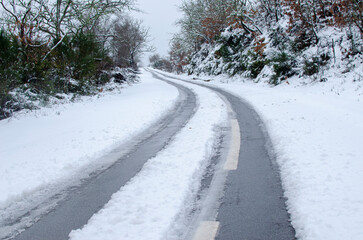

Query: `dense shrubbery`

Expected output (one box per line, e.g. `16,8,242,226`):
270,51,296,85
171,0,363,84
0,30,113,119
0,0,151,119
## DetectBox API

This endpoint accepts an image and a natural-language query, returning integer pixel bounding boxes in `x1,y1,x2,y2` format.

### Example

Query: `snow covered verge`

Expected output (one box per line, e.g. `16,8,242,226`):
69,73,228,240
0,67,139,120
0,70,179,237
156,69,363,240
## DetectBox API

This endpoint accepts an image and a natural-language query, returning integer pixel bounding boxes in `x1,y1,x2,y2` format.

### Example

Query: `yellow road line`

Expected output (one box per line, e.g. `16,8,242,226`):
192,221,220,240
224,119,240,171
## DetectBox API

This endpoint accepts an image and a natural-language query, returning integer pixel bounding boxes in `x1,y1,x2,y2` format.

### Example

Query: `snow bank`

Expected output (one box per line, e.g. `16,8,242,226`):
164,70,363,240
69,74,228,240
0,70,178,221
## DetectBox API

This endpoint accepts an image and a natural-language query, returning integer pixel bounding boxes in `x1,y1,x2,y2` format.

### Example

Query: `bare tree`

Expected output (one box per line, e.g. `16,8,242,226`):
30,0,135,59
110,16,152,69
0,0,43,47
149,54,161,65
73,0,136,33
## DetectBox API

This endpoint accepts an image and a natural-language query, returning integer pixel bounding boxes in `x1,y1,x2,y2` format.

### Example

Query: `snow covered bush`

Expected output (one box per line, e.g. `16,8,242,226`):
0,0,150,120
270,51,296,85
172,0,362,86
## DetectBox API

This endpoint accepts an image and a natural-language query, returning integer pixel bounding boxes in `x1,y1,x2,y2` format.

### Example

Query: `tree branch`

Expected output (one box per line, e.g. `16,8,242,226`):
0,0,20,22
42,34,66,61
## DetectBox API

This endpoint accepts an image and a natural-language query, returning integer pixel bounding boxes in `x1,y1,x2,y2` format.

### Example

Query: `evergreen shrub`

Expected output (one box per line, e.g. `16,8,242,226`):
270,52,296,85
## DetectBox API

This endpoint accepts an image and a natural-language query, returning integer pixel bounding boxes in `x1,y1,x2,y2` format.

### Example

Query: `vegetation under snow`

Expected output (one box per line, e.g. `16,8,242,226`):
159,0,362,86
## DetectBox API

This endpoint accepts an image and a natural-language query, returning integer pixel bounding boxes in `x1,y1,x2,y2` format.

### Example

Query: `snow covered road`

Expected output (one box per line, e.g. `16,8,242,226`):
0,71,182,239
11,77,201,240
6,67,356,240
1,69,233,240
153,70,295,240
68,71,229,240
156,69,363,240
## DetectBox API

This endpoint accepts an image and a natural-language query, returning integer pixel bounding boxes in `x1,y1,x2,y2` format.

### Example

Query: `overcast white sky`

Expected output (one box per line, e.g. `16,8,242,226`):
130,0,183,65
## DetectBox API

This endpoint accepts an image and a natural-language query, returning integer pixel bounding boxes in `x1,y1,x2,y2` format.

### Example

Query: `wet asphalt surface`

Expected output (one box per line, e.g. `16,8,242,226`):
11,78,196,240
207,87,295,240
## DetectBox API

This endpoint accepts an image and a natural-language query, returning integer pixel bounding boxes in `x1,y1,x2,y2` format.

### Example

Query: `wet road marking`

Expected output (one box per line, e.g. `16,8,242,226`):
224,119,240,170
193,221,220,240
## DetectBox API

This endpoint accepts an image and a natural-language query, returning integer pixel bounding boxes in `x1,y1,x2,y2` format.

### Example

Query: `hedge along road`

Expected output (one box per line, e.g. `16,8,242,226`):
152,70,296,240
11,79,197,240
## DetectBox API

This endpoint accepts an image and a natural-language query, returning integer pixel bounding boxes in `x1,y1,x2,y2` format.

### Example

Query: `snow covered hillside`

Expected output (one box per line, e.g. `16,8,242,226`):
158,69,363,240
169,0,362,87
0,70,178,237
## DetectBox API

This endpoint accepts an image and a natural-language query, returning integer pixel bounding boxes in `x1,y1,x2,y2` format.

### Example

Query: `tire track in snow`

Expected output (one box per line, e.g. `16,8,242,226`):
10,73,197,240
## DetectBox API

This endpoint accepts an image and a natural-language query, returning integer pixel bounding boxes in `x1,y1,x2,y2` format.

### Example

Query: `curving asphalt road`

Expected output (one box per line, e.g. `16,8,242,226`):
9,79,197,240
208,86,295,240
152,70,296,240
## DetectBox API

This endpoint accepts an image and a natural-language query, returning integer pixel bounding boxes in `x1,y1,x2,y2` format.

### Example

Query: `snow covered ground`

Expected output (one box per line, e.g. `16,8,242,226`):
157,69,363,240
69,74,228,240
2,65,362,239
0,70,179,236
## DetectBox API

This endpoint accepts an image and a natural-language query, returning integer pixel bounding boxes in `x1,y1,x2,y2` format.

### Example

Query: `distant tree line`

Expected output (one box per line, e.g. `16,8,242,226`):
148,54,173,72
0,0,150,119
163,0,362,83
